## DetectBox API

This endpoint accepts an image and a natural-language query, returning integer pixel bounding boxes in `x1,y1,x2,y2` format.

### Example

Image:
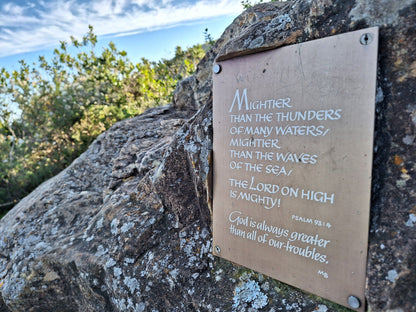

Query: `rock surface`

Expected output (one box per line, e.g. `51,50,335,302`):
1,1,415,311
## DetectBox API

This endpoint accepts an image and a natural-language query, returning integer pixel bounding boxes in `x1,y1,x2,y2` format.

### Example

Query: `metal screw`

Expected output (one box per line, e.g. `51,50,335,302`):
347,295,361,309
360,33,373,45
213,64,222,74
215,245,221,254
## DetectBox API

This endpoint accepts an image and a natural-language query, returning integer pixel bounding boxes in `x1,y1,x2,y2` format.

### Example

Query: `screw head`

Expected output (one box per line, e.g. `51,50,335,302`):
213,64,222,74
360,33,373,45
347,295,361,309
215,245,221,254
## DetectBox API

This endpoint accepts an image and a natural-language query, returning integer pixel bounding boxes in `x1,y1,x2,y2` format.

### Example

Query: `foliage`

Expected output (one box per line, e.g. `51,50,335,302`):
0,26,205,215
241,0,285,9
204,28,216,47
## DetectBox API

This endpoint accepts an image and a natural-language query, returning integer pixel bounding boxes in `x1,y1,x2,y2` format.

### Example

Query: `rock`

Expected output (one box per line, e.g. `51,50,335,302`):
0,1,415,311
172,76,197,111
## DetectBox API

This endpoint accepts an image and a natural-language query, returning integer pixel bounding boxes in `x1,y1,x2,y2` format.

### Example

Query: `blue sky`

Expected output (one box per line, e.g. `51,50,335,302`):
0,0,243,70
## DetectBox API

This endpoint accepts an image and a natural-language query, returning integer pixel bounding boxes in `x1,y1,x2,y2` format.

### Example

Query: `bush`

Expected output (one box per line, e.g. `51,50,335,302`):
0,26,205,214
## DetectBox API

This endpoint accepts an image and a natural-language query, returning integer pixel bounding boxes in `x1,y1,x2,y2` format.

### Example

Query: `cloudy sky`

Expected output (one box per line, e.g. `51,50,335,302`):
0,0,242,68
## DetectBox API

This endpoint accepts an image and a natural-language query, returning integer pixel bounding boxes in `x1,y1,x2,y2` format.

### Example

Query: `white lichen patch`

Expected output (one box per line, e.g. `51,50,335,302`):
200,240,211,258
269,14,292,31
105,258,116,268
121,222,135,233
96,217,104,229
179,225,213,272
111,219,120,235
113,267,122,277
123,275,140,294
95,245,108,257
375,86,384,104
166,276,176,290
112,298,145,312
213,268,223,282
386,269,399,283
169,268,180,279
402,135,414,145
316,304,328,312
284,302,302,311
200,227,210,239
232,279,268,310
396,179,407,188
85,235,94,242
405,213,416,227
261,281,270,291
124,257,135,265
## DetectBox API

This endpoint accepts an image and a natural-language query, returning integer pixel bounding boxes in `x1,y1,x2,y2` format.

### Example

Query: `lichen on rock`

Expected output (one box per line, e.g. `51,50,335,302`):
232,274,268,311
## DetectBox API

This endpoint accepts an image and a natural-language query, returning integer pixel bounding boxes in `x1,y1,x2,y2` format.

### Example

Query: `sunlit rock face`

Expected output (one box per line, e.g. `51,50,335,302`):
0,1,415,311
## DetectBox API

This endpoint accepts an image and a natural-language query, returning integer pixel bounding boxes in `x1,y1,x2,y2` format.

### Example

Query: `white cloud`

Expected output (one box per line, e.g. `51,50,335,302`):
0,0,242,58
2,2,24,15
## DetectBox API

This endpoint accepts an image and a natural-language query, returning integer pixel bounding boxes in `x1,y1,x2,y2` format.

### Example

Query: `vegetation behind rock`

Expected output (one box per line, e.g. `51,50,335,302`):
0,26,205,215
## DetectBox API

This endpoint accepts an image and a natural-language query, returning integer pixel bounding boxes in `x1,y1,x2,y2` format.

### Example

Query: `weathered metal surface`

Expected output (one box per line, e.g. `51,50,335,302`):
213,27,378,310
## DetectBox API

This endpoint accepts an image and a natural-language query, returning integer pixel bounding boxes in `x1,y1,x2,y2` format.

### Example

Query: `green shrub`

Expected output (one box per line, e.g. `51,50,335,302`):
0,26,205,214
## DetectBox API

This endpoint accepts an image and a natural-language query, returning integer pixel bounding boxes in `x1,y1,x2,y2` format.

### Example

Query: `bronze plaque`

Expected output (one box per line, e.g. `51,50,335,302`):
212,27,378,310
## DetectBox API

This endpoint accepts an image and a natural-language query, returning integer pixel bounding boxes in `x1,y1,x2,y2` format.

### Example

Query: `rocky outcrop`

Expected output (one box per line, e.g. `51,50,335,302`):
0,1,415,311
